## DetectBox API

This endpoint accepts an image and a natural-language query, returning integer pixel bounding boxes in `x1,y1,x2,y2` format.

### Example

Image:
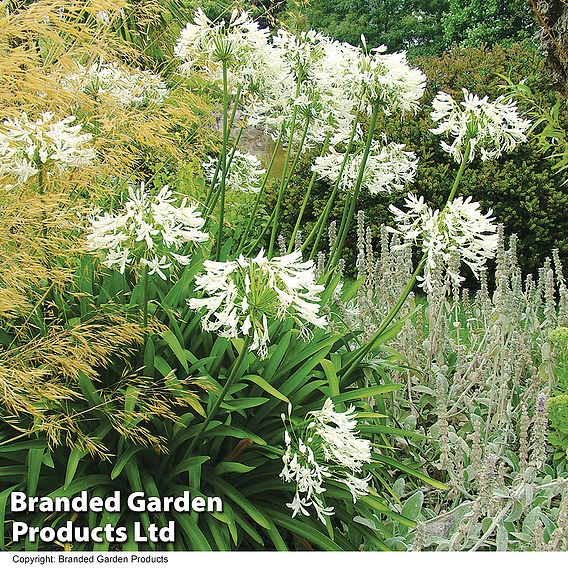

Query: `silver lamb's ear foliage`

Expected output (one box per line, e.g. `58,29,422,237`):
188,249,327,358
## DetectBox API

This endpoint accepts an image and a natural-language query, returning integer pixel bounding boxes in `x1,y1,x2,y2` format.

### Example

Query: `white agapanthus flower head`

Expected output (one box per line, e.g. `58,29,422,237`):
312,137,418,195
0,112,95,187
280,399,372,522
430,88,531,163
188,249,327,358
86,183,209,279
174,8,275,97
389,193,499,291
61,61,168,107
203,150,265,193
246,32,359,148
354,45,426,116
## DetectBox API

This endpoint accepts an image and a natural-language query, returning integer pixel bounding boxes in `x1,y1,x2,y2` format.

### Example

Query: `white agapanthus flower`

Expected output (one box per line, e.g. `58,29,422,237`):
280,399,372,522
312,138,418,195
203,150,265,193
174,8,277,98
389,193,499,291
430,88,531,163
61,61,168,107
354,45,426,116
188,250,327,357
0,112,95,187
86,183,209,279
247,32,358,148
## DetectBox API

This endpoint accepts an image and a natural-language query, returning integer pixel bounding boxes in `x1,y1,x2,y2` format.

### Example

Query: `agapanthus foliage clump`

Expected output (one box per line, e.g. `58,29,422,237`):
86,183,209,279
0,111,95,188
203,149,265,193
430,88,532,163
389,194,499,290
188,250,327,357
280,399,372,522
313,138,418,195
61,60,169,108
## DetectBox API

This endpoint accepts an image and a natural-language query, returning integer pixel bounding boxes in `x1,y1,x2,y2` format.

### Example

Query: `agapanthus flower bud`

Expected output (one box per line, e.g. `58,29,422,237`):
86,183,209,279
389,194,498,291
203,150,265,193
0,112,95,187
280,399,372,522
430,88,531,163
312,137,418,195
188,249,327,357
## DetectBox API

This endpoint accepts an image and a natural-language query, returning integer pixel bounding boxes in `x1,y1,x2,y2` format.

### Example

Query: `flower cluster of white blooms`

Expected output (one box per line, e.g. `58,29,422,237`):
61,61,168,107
0,112,95,187
430,88,531,163
247,30,359,148
354,45,427,116
312,138,418,195
280,399,372,523
86,184,209,279
389,193,499,291
203,150,265,193
188,250,327,357
174,8,279,99
175,11,426,149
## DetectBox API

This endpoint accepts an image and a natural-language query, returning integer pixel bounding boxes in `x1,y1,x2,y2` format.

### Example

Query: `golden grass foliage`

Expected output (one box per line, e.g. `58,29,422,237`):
0,1,213,453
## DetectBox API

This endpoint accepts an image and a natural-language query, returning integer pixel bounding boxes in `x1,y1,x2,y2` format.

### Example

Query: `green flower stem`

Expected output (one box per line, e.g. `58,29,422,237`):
340,254,426,383
142,263,149,331
245,207,277,255
215,61,230,261
205,126,244,222
339,141,472,383
327,105,380,271
188,337,251,455
304,111,361,259
236,128,285,252
268,123,300,256
288,131,331,253
205,84,242,210
446,142,471,204
267,80,304,257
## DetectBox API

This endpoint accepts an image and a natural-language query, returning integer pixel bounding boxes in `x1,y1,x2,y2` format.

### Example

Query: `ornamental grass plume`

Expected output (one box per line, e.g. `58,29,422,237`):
430,88,532,163
312,138,418,195
86,183,209,279
280,399,372,522
388,193,499,291
188,249,327,357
